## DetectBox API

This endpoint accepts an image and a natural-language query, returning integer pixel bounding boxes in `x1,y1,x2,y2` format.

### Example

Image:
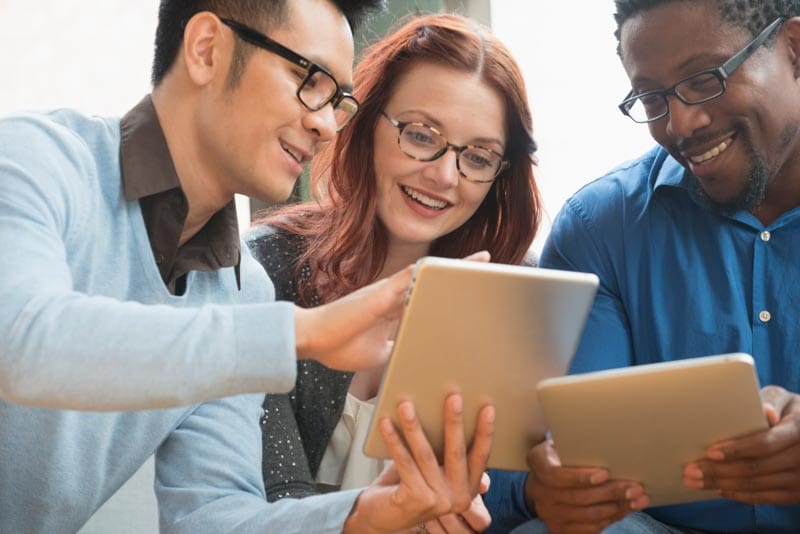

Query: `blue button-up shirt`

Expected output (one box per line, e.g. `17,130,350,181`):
487,145,800,532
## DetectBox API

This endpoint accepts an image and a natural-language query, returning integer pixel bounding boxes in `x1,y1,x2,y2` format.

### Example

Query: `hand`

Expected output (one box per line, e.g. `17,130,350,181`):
461,251,491,263
294,265,413,371
414,473,492,534
343,394,495,534
683,385,800,504
524,440,649,534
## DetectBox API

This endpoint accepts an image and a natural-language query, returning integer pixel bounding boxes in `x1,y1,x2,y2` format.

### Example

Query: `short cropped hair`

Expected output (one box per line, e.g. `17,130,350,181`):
151,0,384,85
614,0,800,54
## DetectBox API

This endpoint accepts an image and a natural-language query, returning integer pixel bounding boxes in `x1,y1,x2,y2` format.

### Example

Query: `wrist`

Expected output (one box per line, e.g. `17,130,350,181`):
293,305,312,360
343,490,380,534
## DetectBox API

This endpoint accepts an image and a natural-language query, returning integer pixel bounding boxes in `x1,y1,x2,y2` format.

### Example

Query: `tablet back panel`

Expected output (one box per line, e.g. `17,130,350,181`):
537,353,768,506
363,257,599,471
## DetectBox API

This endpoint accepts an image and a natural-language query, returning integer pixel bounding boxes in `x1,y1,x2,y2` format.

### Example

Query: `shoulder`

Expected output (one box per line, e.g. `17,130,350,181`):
244,224,307,302
244,225,304,267
556,146,672,234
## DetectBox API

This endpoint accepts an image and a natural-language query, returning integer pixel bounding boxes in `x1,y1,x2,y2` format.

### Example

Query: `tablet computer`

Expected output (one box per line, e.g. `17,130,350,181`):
536,353,768,506
363,256,599,471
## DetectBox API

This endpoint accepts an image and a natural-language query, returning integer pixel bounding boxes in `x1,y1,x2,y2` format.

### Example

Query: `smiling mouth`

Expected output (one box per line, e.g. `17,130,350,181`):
281,143,305,164
688,136,734,165
401,185,449,210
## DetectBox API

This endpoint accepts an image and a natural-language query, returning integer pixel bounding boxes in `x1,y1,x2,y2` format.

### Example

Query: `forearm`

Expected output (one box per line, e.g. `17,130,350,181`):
0,291,296,410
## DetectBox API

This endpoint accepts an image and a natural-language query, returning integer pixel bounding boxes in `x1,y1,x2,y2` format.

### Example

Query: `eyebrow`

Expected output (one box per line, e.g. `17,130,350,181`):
305,54,354,93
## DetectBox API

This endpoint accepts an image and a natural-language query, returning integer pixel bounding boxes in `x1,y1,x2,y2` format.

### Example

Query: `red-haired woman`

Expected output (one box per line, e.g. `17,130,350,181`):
246,13,542,532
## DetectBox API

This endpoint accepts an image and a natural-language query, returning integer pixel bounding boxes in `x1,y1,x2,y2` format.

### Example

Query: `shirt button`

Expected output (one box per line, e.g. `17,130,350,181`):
155,253,165,265
760,231,771,242
759,310,771,323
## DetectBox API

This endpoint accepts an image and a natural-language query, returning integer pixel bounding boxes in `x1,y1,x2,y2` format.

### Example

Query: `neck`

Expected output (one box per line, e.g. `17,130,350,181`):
151,86,233,245
376,238,432,281
349,238,432,400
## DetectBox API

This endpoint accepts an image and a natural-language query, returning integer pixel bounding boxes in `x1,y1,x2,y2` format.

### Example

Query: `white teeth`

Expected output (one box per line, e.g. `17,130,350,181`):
281,144,302,163
690,139,731,164
402,186,447,210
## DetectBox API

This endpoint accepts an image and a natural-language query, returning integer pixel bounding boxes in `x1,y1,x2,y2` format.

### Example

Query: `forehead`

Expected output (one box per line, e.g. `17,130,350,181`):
619,2,752,86
387,61,507,142
268,0,355,85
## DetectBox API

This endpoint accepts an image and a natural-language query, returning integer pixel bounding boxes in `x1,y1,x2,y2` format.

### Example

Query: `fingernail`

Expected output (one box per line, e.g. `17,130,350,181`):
624,487,640,500
629,495,649,510
684,465,703,480
484,404,496,423
589,471,607,485
450,394,463,414
398,401,415,421
707,448,725,461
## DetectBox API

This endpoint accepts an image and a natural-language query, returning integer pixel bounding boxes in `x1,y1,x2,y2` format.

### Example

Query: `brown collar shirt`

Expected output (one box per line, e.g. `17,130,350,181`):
119,96,241,295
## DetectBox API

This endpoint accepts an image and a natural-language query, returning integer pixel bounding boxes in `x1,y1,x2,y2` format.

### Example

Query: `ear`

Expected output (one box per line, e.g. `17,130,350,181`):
781,16,800,79
181,12,231,87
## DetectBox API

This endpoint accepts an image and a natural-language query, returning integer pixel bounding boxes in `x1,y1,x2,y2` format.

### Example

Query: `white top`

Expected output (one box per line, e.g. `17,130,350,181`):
317,393,390,490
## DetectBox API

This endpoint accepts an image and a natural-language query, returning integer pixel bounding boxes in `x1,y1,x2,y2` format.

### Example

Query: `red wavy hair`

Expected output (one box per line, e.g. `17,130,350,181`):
254,13,542,305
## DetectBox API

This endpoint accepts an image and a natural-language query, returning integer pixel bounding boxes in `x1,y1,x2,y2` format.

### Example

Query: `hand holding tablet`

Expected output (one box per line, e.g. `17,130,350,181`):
363,256,599,471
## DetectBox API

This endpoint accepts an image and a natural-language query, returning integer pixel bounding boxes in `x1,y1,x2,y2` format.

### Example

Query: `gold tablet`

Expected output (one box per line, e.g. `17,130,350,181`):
537,353,769,506
363,256,599,471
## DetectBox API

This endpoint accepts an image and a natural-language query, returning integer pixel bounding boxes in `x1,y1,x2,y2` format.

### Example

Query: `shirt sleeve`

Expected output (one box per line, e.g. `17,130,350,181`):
156,394,361,533
482,470,534,533
539,194,635,373
0,115,296,411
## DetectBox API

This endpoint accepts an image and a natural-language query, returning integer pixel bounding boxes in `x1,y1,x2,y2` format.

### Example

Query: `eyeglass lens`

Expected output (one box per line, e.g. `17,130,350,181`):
398,123,501,182
630,72,722,122
298,70,357,130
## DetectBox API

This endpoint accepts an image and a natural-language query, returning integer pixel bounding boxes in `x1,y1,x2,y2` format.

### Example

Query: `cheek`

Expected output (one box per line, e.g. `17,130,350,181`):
459,185,492,217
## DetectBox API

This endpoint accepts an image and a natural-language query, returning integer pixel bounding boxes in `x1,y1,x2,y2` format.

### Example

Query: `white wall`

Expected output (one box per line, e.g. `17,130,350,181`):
491,1,656,251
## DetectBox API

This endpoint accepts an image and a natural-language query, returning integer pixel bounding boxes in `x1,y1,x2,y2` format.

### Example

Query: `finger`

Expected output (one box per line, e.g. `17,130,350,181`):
685,463,800,493
688,441,800,485
424,518,447,534
466,403,495,493
527,440,610,488
542,479,646,509
706,418,800,461
462,250,490,263
396,401,449,498
764,403,781,427
435,513,476,533
456,495,491,532
379,416,427,489
479,472,490,494
442,394,469,495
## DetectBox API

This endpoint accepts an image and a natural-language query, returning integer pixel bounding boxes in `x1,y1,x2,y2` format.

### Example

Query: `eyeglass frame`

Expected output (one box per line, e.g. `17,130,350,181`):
618,16,786,123
380,111,509,184
219,17,360,130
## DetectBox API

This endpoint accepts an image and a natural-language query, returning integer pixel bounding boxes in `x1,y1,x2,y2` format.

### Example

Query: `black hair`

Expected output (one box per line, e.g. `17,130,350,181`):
151,0,384,85
614,0,800,54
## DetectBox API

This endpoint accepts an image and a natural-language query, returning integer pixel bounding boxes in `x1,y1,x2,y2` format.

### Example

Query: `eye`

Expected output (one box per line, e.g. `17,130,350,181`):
462,149,495,169
401,125,439,147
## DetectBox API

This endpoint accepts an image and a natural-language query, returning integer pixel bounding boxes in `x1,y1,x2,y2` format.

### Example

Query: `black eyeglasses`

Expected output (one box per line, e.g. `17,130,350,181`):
380,111,508,184
619,17,786,123
219,17,359,131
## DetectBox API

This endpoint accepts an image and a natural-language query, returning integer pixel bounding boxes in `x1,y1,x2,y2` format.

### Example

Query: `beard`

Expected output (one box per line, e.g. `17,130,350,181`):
692,135,767,215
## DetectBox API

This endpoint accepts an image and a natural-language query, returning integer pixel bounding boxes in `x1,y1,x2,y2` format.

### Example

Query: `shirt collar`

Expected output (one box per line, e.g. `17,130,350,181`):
119,95,242,290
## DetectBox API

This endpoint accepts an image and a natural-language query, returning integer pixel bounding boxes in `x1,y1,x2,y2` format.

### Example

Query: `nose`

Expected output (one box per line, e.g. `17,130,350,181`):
664,96,712,141
421,148,461,189
301,103,338,142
